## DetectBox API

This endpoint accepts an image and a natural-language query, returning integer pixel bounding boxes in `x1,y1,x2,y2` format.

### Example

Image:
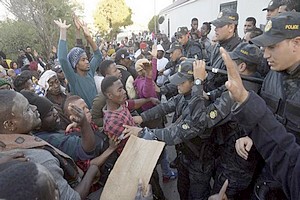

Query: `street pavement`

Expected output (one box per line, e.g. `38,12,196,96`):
157,113,180,200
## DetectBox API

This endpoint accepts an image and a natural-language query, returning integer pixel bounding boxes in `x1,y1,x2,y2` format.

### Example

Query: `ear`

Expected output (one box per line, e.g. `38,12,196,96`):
239,62,247,73
228,24,235,33
106,92,113,100
292,37,300,50
3,120,16,132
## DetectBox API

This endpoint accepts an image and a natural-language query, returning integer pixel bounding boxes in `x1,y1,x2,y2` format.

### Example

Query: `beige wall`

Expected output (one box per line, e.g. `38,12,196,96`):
159,0,270,39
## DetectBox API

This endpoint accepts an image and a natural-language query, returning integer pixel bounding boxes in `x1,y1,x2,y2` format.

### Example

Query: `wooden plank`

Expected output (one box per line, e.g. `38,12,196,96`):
100,135,165,200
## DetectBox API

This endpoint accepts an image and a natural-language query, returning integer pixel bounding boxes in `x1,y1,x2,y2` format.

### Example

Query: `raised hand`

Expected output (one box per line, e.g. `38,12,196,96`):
149,44,157,58
33,49,38,57
52,46,57,54
193,60,207,81
208,179,228,200
143,62,152,73
220,47,249,104
72,14,82,30
54,18,71,29
65,103,87,132
81,21,91,38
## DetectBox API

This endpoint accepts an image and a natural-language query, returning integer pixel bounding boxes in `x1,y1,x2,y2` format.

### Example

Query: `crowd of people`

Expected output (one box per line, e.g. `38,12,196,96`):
0,0,300,199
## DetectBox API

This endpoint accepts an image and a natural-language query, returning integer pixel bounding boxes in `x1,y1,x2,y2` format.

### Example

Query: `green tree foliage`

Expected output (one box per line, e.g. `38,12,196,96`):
0,0,79,61
148,15,159,33
93,0,133,40
0,20,38,60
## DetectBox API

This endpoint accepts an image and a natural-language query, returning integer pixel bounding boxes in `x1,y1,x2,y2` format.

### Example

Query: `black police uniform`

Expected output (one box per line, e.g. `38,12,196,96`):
205,35,241,92
211,76,262,198
233,91,300,200
182,39,205,60
254,65,300,200
138,60,218,200
249,11,300,199
159,57,184,99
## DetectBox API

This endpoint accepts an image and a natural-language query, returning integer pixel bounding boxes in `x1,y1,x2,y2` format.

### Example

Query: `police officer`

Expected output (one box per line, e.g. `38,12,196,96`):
262,0,281,20
124,59,216,200
220,40,300,200
236,12,300,199
209,43,263,198
177,26,205,60
207,42,263,101
206,8,241,92
124,52,260,199
157,42,185,99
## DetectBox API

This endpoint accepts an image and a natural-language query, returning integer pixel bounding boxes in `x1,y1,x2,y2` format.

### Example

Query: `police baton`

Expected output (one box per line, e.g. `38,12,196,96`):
205,66,264,84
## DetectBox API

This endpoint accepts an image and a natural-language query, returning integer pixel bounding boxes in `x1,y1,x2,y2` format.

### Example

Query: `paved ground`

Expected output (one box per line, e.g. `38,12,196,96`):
156,113,180,200
157,145,180,200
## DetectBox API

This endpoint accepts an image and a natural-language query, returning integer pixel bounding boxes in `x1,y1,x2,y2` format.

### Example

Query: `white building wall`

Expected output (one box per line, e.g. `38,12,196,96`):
159,0,270,39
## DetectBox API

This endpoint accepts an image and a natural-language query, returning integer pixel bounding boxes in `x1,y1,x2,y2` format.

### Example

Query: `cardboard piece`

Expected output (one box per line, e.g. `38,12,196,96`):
100,135,165,200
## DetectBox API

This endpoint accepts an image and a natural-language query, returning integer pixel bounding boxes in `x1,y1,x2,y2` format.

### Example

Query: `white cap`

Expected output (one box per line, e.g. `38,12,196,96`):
157,44,165,52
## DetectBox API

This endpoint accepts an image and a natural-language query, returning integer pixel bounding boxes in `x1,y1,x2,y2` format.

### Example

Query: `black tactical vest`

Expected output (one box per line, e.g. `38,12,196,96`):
260,68,300,143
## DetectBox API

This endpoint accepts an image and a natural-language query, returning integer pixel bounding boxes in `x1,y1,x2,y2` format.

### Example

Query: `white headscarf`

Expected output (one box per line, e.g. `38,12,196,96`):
38,70,57,92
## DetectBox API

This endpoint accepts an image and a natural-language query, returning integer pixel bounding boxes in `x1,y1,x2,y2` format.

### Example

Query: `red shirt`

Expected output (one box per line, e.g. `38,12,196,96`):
103,103,136,154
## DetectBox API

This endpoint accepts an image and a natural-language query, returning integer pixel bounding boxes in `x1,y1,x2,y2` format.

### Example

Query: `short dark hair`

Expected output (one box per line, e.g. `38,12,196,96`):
246,27,263,39
101,76,119,96
99,60,115,76
0,90,16,125
13,70,32,92
202,22,212,34
246,17,256,26
234,59,257,73
191,18,198,23
9,61,17,68
63,95,82,115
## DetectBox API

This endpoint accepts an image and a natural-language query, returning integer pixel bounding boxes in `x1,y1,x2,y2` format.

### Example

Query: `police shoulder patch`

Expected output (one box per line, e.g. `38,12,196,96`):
209,110,218,119
265,20,272,32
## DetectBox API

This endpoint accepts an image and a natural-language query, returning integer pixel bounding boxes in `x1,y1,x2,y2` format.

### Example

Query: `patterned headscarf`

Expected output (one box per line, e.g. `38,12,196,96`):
67,47,86,69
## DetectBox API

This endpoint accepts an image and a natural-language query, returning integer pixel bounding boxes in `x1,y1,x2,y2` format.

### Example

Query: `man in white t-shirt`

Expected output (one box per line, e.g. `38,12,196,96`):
156,44,170,87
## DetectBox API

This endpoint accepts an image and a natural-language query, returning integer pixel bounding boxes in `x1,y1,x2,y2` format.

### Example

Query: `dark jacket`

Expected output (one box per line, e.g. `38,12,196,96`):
233,91,300,200
205,35,241,91
182,40,204,60
160,58,183,99
140,84,233,160
260,65,300,142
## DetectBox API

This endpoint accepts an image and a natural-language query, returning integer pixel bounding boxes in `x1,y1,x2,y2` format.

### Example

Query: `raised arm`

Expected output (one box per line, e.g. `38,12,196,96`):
81,21,97,52
73,14,84,49
221,47,300,199
80,21,102,73
54,19,71,41
124,60,233,145
67,103,96,154
54,19,77,85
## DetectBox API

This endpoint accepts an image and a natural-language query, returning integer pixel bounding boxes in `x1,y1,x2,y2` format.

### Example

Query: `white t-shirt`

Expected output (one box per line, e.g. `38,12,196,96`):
156,57,169,86
94,74,104,94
